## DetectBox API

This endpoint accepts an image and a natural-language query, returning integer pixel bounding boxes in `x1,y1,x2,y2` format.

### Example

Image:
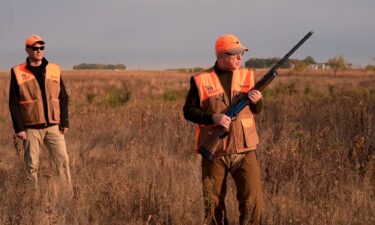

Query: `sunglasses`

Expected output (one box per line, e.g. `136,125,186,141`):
221,51,244,57
27,46,45,51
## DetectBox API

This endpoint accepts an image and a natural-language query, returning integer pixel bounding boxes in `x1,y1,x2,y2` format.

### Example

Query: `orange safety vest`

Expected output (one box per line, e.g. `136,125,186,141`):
194,67,259,155
13,63,61,126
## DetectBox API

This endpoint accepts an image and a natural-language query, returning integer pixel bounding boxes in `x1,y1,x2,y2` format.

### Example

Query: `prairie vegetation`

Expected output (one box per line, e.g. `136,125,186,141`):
0,69,374,225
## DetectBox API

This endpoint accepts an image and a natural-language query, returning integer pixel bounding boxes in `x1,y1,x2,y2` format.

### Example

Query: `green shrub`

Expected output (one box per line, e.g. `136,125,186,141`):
163,89,178,101
163,89,188,101
304,83,311,95
328,85,335,95
105,88,131,107
86,93,97,105
364,64,375,71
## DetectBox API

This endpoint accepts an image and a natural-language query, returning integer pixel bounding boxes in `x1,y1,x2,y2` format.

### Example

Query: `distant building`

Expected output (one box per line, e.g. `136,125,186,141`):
309,63,329,70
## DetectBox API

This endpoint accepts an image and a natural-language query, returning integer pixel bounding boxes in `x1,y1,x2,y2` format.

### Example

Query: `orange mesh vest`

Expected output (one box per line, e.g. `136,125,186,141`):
194,67,259,155
13,63,61,126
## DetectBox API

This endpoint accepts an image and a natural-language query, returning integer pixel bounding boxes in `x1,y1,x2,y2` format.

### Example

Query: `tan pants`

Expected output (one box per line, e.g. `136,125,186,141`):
23,125,72,192
202,151,263,225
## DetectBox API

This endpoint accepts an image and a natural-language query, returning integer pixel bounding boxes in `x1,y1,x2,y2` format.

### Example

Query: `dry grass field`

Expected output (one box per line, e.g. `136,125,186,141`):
0,69,374,225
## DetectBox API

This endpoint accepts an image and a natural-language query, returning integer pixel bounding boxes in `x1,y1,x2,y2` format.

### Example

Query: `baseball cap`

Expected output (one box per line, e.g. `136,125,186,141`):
25,34,45,46
215,34,248,55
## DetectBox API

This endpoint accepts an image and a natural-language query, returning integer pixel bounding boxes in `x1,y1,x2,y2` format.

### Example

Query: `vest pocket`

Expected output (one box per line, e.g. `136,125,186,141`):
241,118,259,148
19,100,38,123
50,99,60,121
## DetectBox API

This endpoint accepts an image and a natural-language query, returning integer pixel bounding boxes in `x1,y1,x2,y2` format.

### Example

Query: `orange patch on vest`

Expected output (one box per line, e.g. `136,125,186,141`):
21,73,32,82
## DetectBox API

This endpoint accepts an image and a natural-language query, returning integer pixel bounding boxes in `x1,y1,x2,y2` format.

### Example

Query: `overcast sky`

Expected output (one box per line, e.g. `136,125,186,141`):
0,0,374,70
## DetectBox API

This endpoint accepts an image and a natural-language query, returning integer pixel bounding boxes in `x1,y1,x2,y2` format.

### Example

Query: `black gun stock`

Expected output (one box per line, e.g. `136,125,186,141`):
199,31,314,160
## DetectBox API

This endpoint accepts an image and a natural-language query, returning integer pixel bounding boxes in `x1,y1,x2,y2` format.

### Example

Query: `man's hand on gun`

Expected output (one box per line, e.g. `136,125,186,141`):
212,113,231,129
212,90,262,129
248,90,262,104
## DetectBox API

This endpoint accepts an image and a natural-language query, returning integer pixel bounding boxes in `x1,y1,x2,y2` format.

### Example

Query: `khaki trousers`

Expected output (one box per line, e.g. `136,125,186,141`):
202,151,263,225
23,125,72,192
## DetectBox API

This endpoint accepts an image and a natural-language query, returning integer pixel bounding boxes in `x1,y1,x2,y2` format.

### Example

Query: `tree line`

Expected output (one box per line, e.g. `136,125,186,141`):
73,63,127,70
244,55,375,75
244,56,316,69
70,56,375,74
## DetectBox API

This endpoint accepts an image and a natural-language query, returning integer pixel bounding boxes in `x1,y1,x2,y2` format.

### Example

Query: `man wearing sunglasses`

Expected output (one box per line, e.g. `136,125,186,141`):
9,35,72,195
183,34,263,225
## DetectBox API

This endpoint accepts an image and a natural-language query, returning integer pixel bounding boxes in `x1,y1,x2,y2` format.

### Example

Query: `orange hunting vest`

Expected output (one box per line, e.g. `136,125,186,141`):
13,63,61,126
194,67,259,155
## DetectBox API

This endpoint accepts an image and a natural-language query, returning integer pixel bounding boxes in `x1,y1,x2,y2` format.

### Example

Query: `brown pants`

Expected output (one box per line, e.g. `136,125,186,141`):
202,151,263,225
23,125,72,192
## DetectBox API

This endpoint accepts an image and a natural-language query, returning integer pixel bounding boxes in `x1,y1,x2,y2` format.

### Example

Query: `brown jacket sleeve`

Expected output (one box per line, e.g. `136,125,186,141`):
8,69,25,133
183,77,214,125
59,77,69,128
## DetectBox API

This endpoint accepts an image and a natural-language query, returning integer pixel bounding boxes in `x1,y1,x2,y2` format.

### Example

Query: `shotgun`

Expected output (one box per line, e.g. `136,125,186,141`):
199,31,314,160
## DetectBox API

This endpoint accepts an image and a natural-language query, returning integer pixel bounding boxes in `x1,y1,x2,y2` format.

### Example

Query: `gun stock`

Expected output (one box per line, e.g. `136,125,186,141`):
199,31,314,160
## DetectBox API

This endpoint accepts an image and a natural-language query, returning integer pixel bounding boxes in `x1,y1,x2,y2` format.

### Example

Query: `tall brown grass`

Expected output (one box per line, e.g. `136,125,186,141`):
0,69,374,225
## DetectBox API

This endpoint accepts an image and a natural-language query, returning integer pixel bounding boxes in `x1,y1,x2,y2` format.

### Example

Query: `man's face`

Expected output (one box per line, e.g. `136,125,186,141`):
216,51,244,71
26,43,44,62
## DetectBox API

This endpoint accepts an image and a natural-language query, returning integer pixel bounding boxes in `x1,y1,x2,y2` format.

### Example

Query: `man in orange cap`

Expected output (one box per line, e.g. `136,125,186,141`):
9,35,72,195
183,34,263,225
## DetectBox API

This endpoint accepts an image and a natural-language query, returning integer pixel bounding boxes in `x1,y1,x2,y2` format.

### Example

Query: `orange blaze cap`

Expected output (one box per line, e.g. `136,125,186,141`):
25,34,45,46
215,34,248,55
